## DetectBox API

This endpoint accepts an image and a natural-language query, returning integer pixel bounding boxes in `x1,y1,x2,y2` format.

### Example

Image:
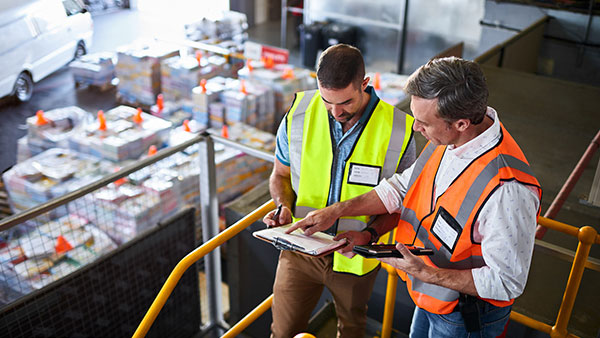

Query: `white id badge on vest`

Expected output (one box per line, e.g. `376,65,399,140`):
430,207,463,252
347,163,381,187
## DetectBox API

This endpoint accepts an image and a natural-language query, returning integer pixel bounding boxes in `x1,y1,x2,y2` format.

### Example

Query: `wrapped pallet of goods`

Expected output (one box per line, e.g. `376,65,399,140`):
160,53,227,103
70,52,116,89
114,40,179,107
0,213,117,306
238,61,316,132
17,107,87,162
68,106,172,163
1,149,114,219
367,72,410,108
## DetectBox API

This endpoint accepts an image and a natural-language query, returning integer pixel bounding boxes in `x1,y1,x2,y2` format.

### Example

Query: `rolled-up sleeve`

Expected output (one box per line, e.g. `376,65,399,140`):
471,181,540,300
374,161,415,214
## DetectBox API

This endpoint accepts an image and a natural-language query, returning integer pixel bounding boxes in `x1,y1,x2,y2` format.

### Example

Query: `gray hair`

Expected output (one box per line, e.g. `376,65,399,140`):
405,57,488,124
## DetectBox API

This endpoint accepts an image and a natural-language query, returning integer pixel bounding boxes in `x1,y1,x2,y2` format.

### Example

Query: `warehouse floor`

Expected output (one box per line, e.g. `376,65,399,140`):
0,7,599,338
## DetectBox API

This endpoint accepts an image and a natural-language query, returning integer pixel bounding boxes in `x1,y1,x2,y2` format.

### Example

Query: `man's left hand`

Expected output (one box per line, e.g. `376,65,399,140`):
378,243,429,276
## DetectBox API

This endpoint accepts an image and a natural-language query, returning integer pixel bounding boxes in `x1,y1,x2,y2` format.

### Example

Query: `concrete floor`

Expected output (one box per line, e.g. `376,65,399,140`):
0,7,599,338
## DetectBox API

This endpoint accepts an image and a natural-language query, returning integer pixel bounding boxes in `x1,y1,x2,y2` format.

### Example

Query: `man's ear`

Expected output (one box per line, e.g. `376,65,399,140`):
453,118,471,132
362,77,370,90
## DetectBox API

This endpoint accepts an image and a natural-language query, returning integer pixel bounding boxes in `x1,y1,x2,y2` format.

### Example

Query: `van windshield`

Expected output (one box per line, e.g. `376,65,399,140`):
62,0,84,16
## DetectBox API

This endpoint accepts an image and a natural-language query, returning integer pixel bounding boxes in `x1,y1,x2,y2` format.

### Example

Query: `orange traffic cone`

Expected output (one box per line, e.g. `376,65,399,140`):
148,145,157,156
265,56,275,69
55,235,73,254
221,123,229,138
97,110,107,131
247,59,254,72
240,80,247,95
133,107,143,124
200,78,207,93
374,72,381,90
156,94,164,113
183,119,191,132
282,67,294,79
36,110,49,126
195,50,202,65
113,167,127,186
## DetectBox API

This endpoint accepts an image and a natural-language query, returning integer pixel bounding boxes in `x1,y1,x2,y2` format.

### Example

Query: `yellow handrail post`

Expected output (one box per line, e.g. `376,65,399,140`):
132,199,275,338
550,226,597,338
381,263,398,338
221,294,274,338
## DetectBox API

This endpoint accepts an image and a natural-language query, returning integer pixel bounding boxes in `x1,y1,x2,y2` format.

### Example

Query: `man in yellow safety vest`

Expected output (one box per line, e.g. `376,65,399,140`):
262,44,416,338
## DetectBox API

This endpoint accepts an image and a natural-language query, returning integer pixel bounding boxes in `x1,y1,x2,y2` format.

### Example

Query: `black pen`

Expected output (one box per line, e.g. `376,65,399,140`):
273,204,283,223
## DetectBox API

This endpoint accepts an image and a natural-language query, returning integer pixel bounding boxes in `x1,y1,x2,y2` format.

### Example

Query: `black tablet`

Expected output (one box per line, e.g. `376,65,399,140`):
353,244,434,258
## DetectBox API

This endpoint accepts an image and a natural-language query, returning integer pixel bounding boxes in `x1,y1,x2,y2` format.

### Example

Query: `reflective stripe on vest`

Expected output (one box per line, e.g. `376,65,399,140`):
396,124,542,314
287,89,414,275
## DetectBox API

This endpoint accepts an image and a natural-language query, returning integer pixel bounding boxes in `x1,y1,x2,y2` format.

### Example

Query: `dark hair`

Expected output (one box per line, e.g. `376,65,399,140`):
405,57,488,124
316,44,365,90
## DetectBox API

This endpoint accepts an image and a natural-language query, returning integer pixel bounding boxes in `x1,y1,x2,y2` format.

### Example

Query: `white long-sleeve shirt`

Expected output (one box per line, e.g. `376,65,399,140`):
374,107,540,301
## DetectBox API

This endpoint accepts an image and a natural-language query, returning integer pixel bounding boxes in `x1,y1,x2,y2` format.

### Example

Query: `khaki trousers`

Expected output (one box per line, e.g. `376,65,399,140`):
270,250,380,338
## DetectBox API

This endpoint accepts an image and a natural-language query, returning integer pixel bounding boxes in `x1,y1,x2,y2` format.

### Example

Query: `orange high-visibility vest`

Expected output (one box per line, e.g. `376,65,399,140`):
395,123,541,314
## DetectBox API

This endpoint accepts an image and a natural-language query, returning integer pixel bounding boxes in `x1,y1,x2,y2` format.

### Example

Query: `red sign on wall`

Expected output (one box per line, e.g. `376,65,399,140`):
244,41,289,64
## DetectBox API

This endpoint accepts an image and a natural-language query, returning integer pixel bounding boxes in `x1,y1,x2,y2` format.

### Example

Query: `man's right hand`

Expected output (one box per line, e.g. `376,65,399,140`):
263,205,292,228
333,230,372,255
285,205,340,235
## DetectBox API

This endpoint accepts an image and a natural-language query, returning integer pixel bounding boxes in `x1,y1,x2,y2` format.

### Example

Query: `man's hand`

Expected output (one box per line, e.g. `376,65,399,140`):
378,243,429,276
285,205,340,235
333,230,371,255
263,205,292,228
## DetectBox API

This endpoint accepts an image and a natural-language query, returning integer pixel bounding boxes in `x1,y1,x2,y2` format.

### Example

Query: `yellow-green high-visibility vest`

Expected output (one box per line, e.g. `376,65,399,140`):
287,89,414,275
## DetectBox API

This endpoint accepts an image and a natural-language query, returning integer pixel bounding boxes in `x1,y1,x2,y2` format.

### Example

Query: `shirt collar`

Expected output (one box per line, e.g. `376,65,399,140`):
446,107,501,160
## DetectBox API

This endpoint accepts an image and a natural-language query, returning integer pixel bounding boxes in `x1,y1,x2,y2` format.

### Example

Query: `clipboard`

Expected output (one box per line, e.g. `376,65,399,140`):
253,224,347,258
353,244,434,258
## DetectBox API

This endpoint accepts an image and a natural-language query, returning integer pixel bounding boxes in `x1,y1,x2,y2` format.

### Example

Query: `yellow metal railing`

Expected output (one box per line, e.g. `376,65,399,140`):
135,205,598,338
378,216,599,338
508,217,599,338
132,199,275,338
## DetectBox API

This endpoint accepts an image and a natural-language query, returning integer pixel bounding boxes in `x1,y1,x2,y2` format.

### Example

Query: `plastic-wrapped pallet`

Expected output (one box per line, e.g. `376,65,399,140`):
160,54,227,102
114,40,179,106
68,105,172,163
70,52,116,88
1,149,114,218
367,72,410,108
0,213,117,304
209,122,275,203
75,183,162,244
16,107,88,161
238,62,317,132
184,10,248,43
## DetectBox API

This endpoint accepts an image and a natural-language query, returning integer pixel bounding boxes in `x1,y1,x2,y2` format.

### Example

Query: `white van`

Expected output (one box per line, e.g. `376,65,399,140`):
0,0,93,102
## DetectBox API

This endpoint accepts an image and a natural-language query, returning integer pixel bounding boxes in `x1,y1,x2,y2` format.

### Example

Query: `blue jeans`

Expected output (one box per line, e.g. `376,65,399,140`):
409,303,512,338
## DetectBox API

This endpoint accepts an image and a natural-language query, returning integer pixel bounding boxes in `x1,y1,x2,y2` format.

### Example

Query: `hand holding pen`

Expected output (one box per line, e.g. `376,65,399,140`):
263,204,292,228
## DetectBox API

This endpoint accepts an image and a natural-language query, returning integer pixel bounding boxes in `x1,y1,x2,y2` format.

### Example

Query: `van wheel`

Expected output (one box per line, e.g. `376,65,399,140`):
75,41,86,59
13,72,33,103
